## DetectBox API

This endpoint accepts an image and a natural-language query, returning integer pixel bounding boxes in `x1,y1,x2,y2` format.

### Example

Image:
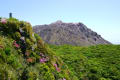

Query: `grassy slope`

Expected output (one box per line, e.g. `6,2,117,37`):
0,18,73,80
49,44,120,80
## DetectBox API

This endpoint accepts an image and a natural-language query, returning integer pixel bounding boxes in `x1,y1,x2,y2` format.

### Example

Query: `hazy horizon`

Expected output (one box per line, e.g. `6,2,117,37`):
1,0,120,44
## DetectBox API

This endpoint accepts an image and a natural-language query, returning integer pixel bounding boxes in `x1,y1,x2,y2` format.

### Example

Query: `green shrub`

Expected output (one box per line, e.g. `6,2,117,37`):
0,17,72,80
13,32,21,40
50,44,120,80
5,47,11,55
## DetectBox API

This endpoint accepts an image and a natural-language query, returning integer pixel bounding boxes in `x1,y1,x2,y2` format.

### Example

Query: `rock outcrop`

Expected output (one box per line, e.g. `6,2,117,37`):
33,21,111,46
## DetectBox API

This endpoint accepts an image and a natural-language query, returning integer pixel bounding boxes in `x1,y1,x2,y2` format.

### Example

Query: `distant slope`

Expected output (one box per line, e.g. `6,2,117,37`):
49,44,120,80
33,21,111,46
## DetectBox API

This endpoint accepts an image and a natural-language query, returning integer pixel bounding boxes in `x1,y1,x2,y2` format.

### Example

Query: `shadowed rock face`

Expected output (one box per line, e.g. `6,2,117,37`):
33,21,111,46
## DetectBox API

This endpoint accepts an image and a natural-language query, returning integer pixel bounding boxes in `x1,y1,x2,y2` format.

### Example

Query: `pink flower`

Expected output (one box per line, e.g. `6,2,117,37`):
1,18,7,24
56,67,61,72
54,63,61,72
40,58,45,63
54,64,57,68
63,78,66,80
40,58,48,63
13,41,20,48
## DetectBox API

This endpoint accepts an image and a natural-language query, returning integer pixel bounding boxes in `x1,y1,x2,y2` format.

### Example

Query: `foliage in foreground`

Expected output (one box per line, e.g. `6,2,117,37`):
0,17,73,80
49,44,120,80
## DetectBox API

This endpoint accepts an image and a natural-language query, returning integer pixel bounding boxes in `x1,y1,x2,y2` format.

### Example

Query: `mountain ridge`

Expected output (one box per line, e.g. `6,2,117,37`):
33,21,111,46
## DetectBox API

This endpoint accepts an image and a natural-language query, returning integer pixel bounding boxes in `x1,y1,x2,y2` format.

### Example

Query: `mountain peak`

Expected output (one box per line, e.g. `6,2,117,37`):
33,21,111,46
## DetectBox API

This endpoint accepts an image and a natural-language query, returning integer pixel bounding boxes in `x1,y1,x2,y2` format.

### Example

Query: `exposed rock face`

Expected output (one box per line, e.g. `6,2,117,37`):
33,21,111,46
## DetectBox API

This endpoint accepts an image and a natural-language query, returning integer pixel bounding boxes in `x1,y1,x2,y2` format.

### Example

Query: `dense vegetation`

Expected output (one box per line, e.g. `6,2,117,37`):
49,44,120,80
0,17,74,80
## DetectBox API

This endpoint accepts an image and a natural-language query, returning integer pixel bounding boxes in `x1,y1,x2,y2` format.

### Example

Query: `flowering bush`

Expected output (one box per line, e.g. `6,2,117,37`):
0,17,72,80
0,18,7,24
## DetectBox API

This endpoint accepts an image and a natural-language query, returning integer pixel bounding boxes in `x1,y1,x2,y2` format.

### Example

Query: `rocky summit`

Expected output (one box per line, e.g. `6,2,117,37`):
33,21,111,46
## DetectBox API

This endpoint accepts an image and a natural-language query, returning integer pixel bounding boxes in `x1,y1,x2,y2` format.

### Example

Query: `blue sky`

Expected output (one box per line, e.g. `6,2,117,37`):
1,0,120,44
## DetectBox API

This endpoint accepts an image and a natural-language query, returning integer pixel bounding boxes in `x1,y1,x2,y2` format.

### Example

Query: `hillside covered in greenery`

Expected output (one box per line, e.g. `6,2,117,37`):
49,44,120,80
0,17,75,80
